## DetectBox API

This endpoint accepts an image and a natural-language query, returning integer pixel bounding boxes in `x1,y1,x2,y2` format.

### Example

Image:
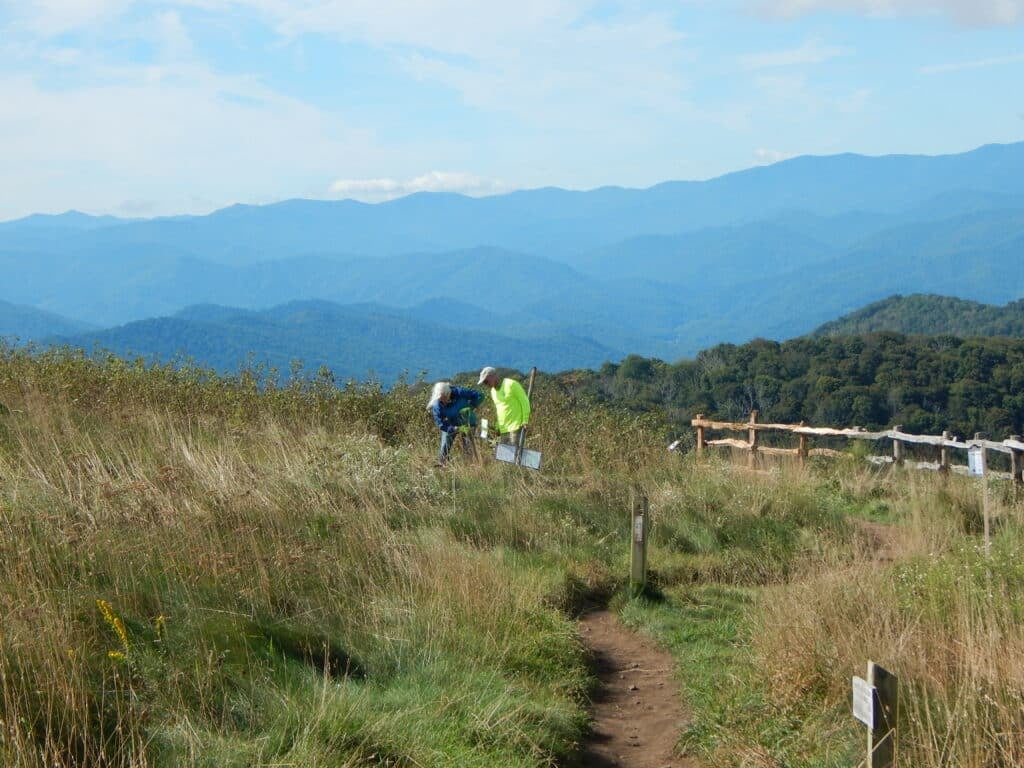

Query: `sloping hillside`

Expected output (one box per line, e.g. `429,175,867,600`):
812,294,1024,338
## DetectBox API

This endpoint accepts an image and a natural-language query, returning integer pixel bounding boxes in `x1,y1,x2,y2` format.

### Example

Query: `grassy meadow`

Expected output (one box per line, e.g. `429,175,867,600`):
1,345,1022,766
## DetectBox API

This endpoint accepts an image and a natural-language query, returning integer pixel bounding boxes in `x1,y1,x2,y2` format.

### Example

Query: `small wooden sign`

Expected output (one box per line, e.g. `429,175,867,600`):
852,675,874,728
629,491,648,595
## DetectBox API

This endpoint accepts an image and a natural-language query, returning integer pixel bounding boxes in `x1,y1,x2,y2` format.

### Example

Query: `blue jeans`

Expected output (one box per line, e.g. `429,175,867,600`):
438,430,456,463
438,430,476,464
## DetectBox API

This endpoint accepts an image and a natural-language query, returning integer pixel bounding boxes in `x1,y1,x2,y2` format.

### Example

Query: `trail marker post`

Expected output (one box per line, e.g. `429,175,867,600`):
853,661,898,768
629,489,648,596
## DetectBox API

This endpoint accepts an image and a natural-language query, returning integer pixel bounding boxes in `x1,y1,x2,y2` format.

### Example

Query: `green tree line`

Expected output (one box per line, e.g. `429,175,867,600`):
551,331,1024,440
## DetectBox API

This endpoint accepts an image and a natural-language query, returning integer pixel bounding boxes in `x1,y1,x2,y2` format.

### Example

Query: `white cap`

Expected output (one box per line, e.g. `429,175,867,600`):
477,366,497,385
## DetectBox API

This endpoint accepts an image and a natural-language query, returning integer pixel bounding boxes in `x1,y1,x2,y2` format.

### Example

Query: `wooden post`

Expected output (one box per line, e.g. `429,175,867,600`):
892,426,904,466
939,430,951,474
867,661,898,768
975,433,991,555
695,414,705,459
748,410,759,469
629,489,649,596
1011,435,1022,488
798,421,809,467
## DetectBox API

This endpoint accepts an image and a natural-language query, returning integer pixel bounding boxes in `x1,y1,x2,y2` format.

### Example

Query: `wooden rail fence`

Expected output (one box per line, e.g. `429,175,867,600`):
691,410,1024,484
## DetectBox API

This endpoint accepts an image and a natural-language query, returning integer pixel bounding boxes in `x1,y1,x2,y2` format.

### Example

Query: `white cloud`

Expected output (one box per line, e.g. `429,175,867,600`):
1,0,703,207
739,39,852,70
194,1,595,58
154,10,194,61
329,171,511,201
754,148,796,163
173,3,693,130
397,10,692,140
0,61,392,218
920,52,1024,73
752,0,1024,26
2,0,132,36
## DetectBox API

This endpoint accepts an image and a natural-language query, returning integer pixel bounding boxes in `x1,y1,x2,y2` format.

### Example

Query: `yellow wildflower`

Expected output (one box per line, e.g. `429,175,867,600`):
96,599,130,654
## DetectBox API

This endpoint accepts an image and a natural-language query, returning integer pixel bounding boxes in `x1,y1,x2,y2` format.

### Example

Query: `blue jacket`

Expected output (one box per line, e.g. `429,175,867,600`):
431,386,484,434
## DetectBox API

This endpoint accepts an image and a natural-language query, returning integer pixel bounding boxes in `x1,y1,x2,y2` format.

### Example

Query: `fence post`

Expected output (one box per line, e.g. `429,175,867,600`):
798,421,809,466
1011,435,1023,488
939,430,951,474
695,414,705,459
867,661,898,768
974,433,992,555
629,489,649,596
892,426,904,466
748,410,759,469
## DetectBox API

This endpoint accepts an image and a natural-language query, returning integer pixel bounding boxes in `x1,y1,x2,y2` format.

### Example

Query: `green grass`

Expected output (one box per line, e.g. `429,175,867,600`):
2,345,1024,766
621,585,860,768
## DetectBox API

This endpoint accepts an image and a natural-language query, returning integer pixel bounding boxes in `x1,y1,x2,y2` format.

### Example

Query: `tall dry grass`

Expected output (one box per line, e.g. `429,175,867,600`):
0,347,664,767
751,466,1024,767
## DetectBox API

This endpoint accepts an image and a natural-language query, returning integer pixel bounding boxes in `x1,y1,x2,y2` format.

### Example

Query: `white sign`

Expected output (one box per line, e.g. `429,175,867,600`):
479,418,489,439
633,515,645,543
852,676,875,728
967,446,986,477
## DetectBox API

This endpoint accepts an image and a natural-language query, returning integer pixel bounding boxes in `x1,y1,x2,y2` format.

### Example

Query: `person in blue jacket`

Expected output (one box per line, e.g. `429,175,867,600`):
427,381,484,465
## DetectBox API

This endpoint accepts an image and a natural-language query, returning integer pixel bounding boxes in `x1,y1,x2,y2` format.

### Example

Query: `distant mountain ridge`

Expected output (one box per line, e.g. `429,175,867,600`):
50,300,616,383
4,140,1024,370
0,300,94,340
812,294,1024,338
4,141,1023,264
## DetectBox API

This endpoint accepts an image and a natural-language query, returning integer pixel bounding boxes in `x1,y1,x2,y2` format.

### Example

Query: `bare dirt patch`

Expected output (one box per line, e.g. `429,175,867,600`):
575,609,697,768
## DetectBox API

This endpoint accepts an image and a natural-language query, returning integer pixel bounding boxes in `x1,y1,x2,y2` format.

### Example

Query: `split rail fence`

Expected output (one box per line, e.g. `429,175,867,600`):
691,410,1024,484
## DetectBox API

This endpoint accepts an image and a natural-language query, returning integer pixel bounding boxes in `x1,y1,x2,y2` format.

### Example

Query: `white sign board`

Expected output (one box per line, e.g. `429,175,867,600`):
479,418,489,440
494,443,542,470
633,515,645,543
967,446,986,477
852,676,875,728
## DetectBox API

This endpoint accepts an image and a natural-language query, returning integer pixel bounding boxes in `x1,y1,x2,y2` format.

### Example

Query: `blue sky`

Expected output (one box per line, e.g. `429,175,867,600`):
1,0,1022,220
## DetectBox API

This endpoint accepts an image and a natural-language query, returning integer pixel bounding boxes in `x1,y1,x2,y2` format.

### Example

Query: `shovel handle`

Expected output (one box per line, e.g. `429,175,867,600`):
515,367,537,466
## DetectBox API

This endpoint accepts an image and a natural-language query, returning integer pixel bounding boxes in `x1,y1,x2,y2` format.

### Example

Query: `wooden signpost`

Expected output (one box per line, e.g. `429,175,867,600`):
629,489,648,596
853,661,898,768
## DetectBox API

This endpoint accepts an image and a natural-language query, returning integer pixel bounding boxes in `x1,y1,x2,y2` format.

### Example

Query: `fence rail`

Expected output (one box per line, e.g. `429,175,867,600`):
691,410,1024,483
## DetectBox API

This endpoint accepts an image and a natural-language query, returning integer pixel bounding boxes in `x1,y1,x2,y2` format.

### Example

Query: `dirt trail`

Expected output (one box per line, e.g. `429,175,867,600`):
576,610,696,768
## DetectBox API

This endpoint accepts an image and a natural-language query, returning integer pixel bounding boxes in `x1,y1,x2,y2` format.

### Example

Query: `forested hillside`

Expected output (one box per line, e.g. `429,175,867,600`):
552,332,1024,439
0,300,93,340
813,294,1024,338
49,300,615,383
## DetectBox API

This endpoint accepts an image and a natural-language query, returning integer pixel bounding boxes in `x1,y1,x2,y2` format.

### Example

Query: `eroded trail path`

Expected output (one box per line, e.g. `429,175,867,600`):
576,610,696,768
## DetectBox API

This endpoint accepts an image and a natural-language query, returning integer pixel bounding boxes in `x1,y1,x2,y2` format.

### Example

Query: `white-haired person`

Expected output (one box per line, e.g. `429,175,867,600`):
476,367,530,447
427,381,484,465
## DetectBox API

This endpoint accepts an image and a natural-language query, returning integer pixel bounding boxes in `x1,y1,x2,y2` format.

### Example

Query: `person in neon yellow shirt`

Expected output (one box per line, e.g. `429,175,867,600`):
477,366,530,445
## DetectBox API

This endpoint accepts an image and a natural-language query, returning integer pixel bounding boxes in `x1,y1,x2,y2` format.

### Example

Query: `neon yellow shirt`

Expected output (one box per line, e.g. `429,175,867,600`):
490,378,531,433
